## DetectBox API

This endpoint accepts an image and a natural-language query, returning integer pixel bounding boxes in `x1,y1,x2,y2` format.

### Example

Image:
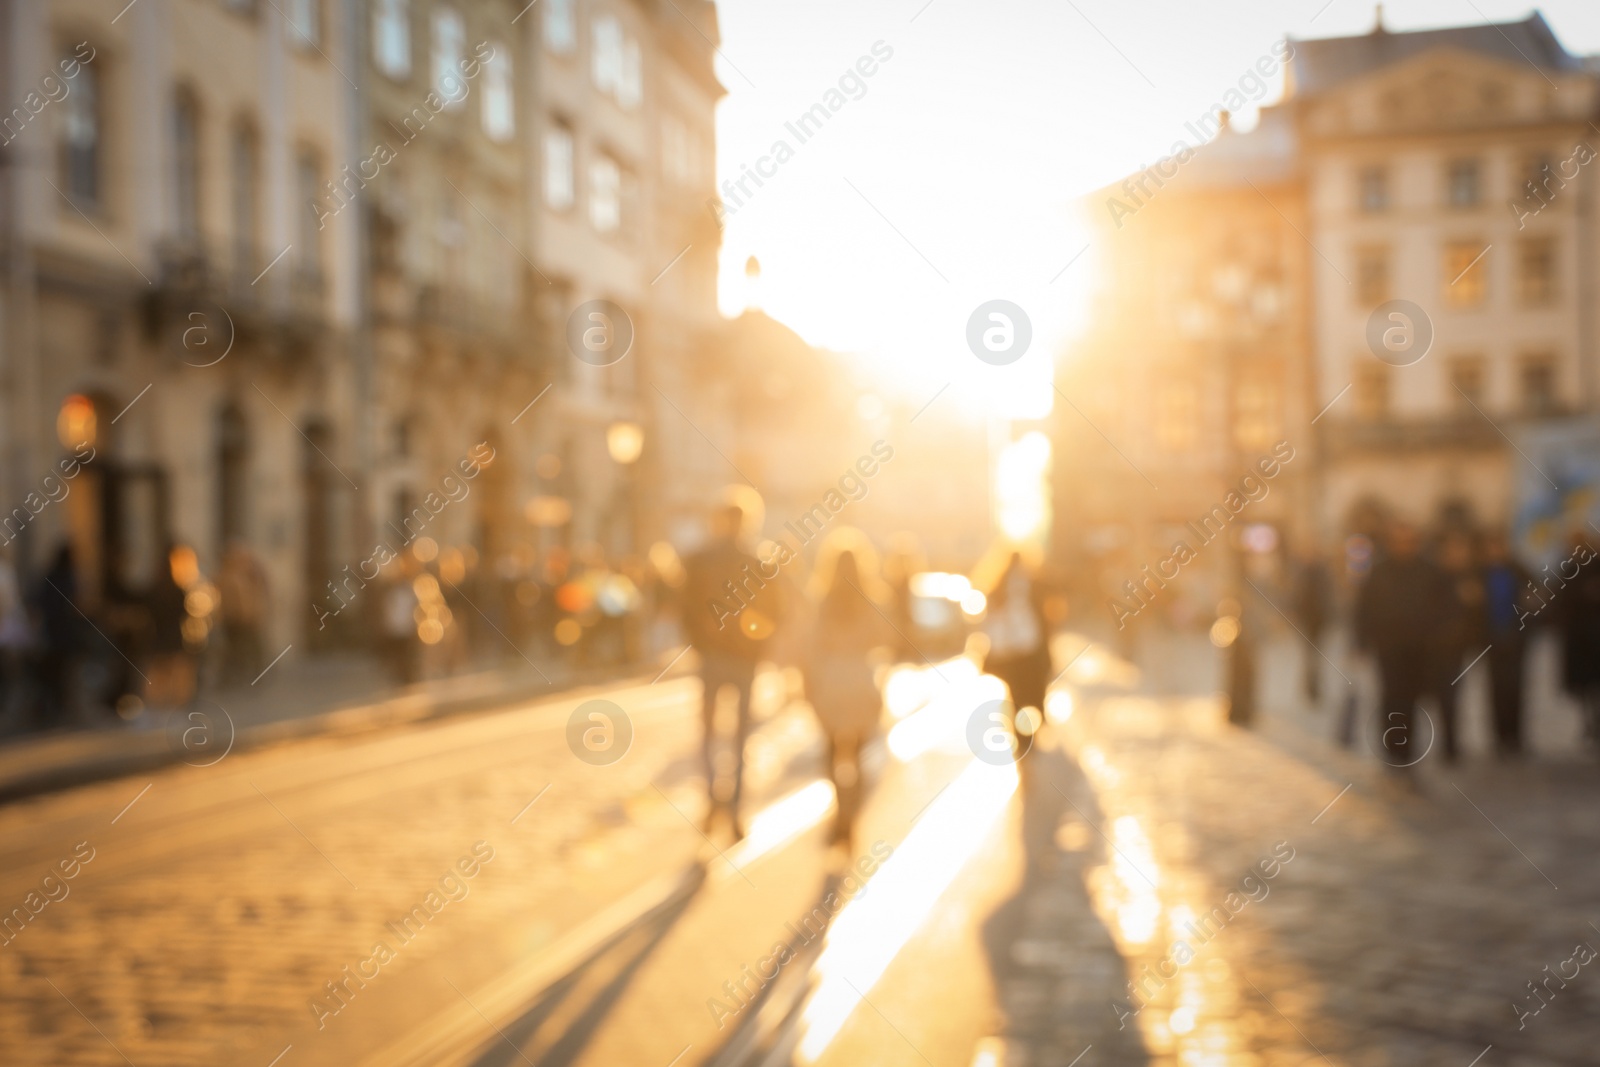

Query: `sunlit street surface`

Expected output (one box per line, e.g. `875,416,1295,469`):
6,0,1600,1064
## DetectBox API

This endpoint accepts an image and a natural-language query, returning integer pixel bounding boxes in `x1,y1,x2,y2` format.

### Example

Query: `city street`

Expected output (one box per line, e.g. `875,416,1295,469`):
5,636,1600,1066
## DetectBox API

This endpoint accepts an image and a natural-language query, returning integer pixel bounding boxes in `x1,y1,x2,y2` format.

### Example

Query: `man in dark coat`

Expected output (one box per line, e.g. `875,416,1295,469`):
1557,534,1600,746
1356,521,1451,777
1480,532,1534,755
1433,531,1480,763
682,504,784,838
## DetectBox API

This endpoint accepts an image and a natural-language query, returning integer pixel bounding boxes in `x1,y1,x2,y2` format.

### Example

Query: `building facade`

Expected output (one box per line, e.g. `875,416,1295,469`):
0,0,728,661
1055,11,1600,631
1,0,360,650
1291,13,1597,537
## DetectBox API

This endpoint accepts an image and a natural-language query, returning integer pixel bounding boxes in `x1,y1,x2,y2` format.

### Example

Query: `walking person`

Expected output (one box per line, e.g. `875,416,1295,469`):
145,543,198,712
682,501,784,839
1356,521,1451,785
1557,534,1600,749
981,552,1052,751
1433,531,1480,763
379,558,421,686
32,543,81,730
217,540,269,685
1480,531,1533,756
1291,544,1333,708
0,547,32,729
802,535,892,853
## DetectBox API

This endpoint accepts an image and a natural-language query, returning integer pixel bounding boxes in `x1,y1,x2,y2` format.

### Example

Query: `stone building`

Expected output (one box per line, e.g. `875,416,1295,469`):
1054,104,1317,627
0,0,728,659
1290,11,1597,537
0,0,360,649
1055,10,1600,629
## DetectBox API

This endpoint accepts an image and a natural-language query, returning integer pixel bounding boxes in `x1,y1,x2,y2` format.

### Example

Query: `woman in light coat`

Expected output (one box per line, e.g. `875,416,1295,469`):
803,535,892,852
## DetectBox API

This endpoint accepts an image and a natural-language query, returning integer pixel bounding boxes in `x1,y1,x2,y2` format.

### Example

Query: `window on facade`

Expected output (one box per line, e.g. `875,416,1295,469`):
285,0,319,46
1523,153,1557,200
433,8,465,108
1446,159,1480,208
545,0,576,54
544,124,574,210
1519,238,1557,306
1155,381,1198,453
589,154,620,232
1354,362,1389,421
593,17,622,94
1520,356,1557,416
618,38,641,109
1358,165,1388,213
592,15,641,108
1355,245,1389,307
1233,379,1281,451
295,150,322,273
1443,241,1488,308
61,57,100,206
173,90,202,240
663,114,697,187
1449,356,1485,412
482,43,514,141
374,0,411,78
231,121,259,276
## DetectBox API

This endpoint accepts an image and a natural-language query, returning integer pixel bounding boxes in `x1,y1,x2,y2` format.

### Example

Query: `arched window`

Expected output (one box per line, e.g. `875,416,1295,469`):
61,54,101,205
230,119,260,278
217,403,251,548
173,88,202,240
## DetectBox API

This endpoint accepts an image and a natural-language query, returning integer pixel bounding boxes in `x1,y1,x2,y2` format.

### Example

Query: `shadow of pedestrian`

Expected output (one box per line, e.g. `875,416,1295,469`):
977,733,1151,1064
469,867,706,1067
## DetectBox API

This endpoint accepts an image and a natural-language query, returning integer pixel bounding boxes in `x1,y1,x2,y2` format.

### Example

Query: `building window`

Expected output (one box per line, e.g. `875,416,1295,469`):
1355,244,1388,307
295,150,322,273
662,114,696,187
589,154,620,233
230,121,259,277
1518,238,1557,307
592,15,641,108
544,124,574,210
1443,241,1488,308
1355,362,1389,421
545,0,576,54
433,8,465,108
1449,356,1484,412
1233,379,1280,451
173,90,202,240
1357,165,1388,213
374,0,411,79
1522,153,1557,201
285,0,319,46
619,38,641,109
1446,159,1480,208
1155,381,1198,453
1520,356,1557,416
482,43,514,142
61,57,101,206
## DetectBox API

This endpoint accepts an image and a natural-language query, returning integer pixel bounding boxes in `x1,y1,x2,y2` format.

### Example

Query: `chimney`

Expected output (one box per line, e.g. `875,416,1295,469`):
1373,4,1387,34
1218,110,1231,133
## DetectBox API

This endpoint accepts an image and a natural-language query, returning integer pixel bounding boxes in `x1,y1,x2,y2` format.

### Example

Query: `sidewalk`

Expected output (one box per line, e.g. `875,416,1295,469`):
0,649,681,803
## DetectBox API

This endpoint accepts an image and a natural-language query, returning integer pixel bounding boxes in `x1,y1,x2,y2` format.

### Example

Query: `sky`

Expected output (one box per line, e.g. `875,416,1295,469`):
707,0,1600,421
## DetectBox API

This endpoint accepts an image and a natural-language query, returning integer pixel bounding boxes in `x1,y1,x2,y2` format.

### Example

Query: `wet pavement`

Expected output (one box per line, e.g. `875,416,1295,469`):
3,631,1599,1066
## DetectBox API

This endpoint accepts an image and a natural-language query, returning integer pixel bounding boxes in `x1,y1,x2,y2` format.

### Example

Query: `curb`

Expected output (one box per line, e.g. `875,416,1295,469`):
0,662,679,805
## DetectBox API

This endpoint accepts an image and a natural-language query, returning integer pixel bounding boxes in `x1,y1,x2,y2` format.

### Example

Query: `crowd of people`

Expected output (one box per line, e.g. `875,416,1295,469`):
682,499,1055,848
1293,520,1600,778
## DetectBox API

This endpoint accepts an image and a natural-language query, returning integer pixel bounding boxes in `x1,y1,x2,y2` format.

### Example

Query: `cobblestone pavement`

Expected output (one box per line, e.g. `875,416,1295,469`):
982,632,1600,1067
0,670,814,1067
7,633,1599,1067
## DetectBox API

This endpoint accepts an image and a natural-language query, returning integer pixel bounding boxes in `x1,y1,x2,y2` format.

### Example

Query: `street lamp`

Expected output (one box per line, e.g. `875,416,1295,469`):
606,421,643,465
